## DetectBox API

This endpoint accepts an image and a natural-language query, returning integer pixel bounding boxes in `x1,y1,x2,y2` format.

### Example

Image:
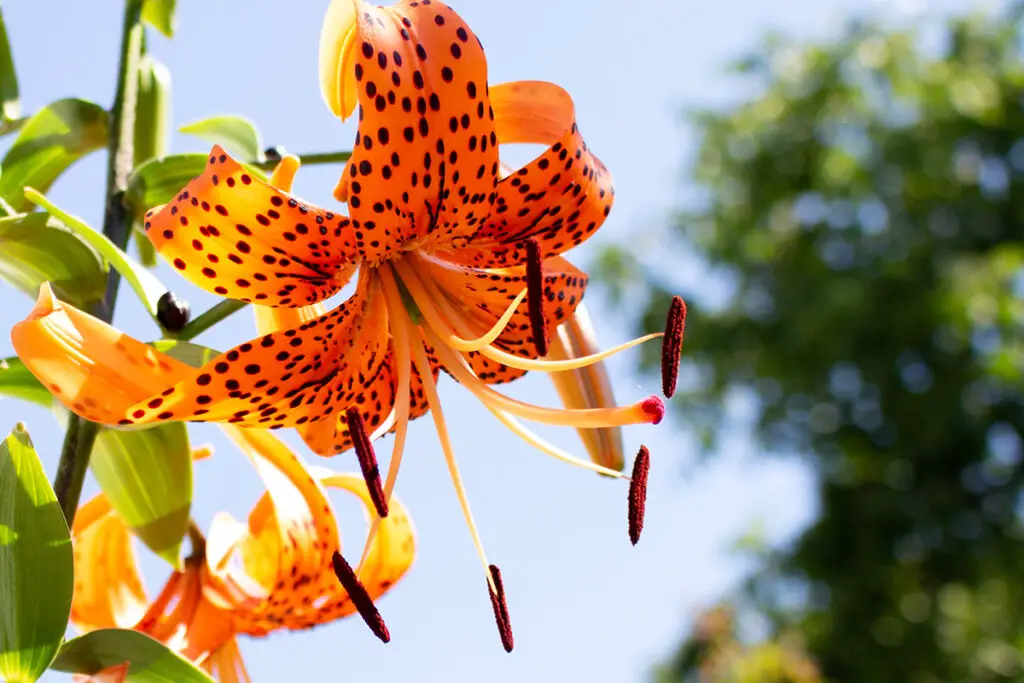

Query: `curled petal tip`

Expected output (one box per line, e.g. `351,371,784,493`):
29,282,61,319
641,396,665,425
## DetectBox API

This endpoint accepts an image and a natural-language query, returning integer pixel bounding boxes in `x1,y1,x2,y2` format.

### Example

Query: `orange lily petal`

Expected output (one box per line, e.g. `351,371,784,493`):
70,495,149,633
333,0,501,264
413,253,588,384
74,662,130,683
11,283,193,424
319,0,360,121
211,426,413,633
143,146,358,306
203,637,251,683
436,80,615,268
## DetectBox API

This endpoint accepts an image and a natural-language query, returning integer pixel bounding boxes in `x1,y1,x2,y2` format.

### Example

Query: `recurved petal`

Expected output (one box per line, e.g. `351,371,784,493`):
74,662,130,683
415,253,588,384
437,81,615,268
334,0,501,264
319,0,360,121
69,495,149,633
143,146,358,306
11,283,194,425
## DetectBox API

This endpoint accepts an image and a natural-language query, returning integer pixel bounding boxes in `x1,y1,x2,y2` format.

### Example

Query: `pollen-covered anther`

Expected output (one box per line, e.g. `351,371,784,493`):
524,238,549,357
661,296,687,399
346,407,389,518
487,564,514,653
331,550,391,643
628,446,650,545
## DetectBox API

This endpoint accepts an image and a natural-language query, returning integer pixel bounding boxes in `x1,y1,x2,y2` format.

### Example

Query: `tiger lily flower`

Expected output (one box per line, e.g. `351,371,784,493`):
12,0,686,648
70,426,414,681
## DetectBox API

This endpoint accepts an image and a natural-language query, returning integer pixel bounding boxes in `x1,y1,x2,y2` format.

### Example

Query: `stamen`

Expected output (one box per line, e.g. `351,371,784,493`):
346,406,388,518
426,328,664,429
628,446,650,545
487,564,514,653
524,238,549,356
331,550,391,643
661,296,686,399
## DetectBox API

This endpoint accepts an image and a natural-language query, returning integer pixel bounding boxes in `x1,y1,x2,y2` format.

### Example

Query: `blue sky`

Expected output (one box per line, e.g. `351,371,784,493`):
2,0,984,681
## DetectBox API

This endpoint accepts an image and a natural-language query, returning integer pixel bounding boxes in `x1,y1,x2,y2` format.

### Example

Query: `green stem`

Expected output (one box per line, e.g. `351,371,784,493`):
53,0,144,527
254,150,352,170
175,299,248,342
0,115,27,137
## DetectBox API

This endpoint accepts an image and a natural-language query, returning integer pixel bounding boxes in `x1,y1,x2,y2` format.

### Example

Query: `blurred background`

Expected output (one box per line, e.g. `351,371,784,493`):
3,0,1021,681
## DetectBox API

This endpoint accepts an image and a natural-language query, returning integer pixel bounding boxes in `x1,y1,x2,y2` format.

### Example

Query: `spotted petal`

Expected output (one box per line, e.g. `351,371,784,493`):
437,81,615,268
327,0,500,264
144,146,358,306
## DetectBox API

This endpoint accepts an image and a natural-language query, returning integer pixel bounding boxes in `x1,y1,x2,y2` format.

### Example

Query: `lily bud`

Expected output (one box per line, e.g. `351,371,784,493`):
132,54,172,267
545,303,625,472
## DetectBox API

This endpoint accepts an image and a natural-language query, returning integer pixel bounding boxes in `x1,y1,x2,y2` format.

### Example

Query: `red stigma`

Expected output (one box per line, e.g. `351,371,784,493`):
628,446,650,545
661,295,686,398
524,238,549,357
331,551,391,643
641,396,665,424
487,564,514,653
346,407,389,518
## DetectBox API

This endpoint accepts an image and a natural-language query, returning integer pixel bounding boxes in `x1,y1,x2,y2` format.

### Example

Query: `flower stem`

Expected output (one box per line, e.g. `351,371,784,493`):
175,298,248,342
254,149,352,170
53,0,144,526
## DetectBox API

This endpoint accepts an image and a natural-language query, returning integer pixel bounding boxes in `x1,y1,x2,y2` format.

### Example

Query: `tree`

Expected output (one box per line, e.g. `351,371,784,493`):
601,5,1024,682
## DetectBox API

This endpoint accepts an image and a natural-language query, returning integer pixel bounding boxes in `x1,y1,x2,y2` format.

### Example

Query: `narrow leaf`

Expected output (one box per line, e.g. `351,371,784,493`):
142,0,177,39
23,188,168,318
51,630,214,683
0,423,74,683
133,55,171,167
0,99,108,212
0,211,106,308
180,115,264,163
90,423,192,567
0,9,19,122
0,357,50,407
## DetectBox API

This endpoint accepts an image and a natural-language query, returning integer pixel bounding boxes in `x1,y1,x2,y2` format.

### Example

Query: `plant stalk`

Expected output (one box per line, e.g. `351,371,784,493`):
53,0,145,526
174,298,248,342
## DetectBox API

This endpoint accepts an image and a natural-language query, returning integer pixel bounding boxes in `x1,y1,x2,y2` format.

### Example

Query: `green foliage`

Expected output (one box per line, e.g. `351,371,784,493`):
0,357,51,407
132,54,172,267
0,9,19,124
51,629,215,683
0,99,109,212
608,6,1024,682
180,114,265,163
142,0,178,38
0,424,73,683
0,211,107,309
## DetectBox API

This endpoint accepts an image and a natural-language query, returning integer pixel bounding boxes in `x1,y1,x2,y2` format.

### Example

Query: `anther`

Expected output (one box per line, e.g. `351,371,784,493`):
487,564,514,652
346,407,388,518
661,296,686,398
628,446,650,545
331,551,391,643
524,238,549,356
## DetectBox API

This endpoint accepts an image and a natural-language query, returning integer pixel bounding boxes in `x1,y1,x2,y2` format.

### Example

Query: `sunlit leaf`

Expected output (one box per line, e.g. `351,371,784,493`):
132,54,172,268
124,153,266,224
91,423,192,567
142,0,177,39
0,9,19,122
0,211,107,308
51,630,214,683
0,356,50,407
0,423,73,683
149,340,220,368
180,115,264,163
24,188,168,319
0,99,108,212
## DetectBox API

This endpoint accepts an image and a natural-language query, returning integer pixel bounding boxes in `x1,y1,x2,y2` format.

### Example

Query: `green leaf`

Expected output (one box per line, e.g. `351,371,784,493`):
23,188,168,319
133,55,171,167
0,211,107,308
0,9,19,122
124,153,267,225
180,115,264,163
90,423,192,567
0,99,108,213
51,630,214,683
142,0,177,39
149,340,220,368
0,423,73,683
0,357,50,407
